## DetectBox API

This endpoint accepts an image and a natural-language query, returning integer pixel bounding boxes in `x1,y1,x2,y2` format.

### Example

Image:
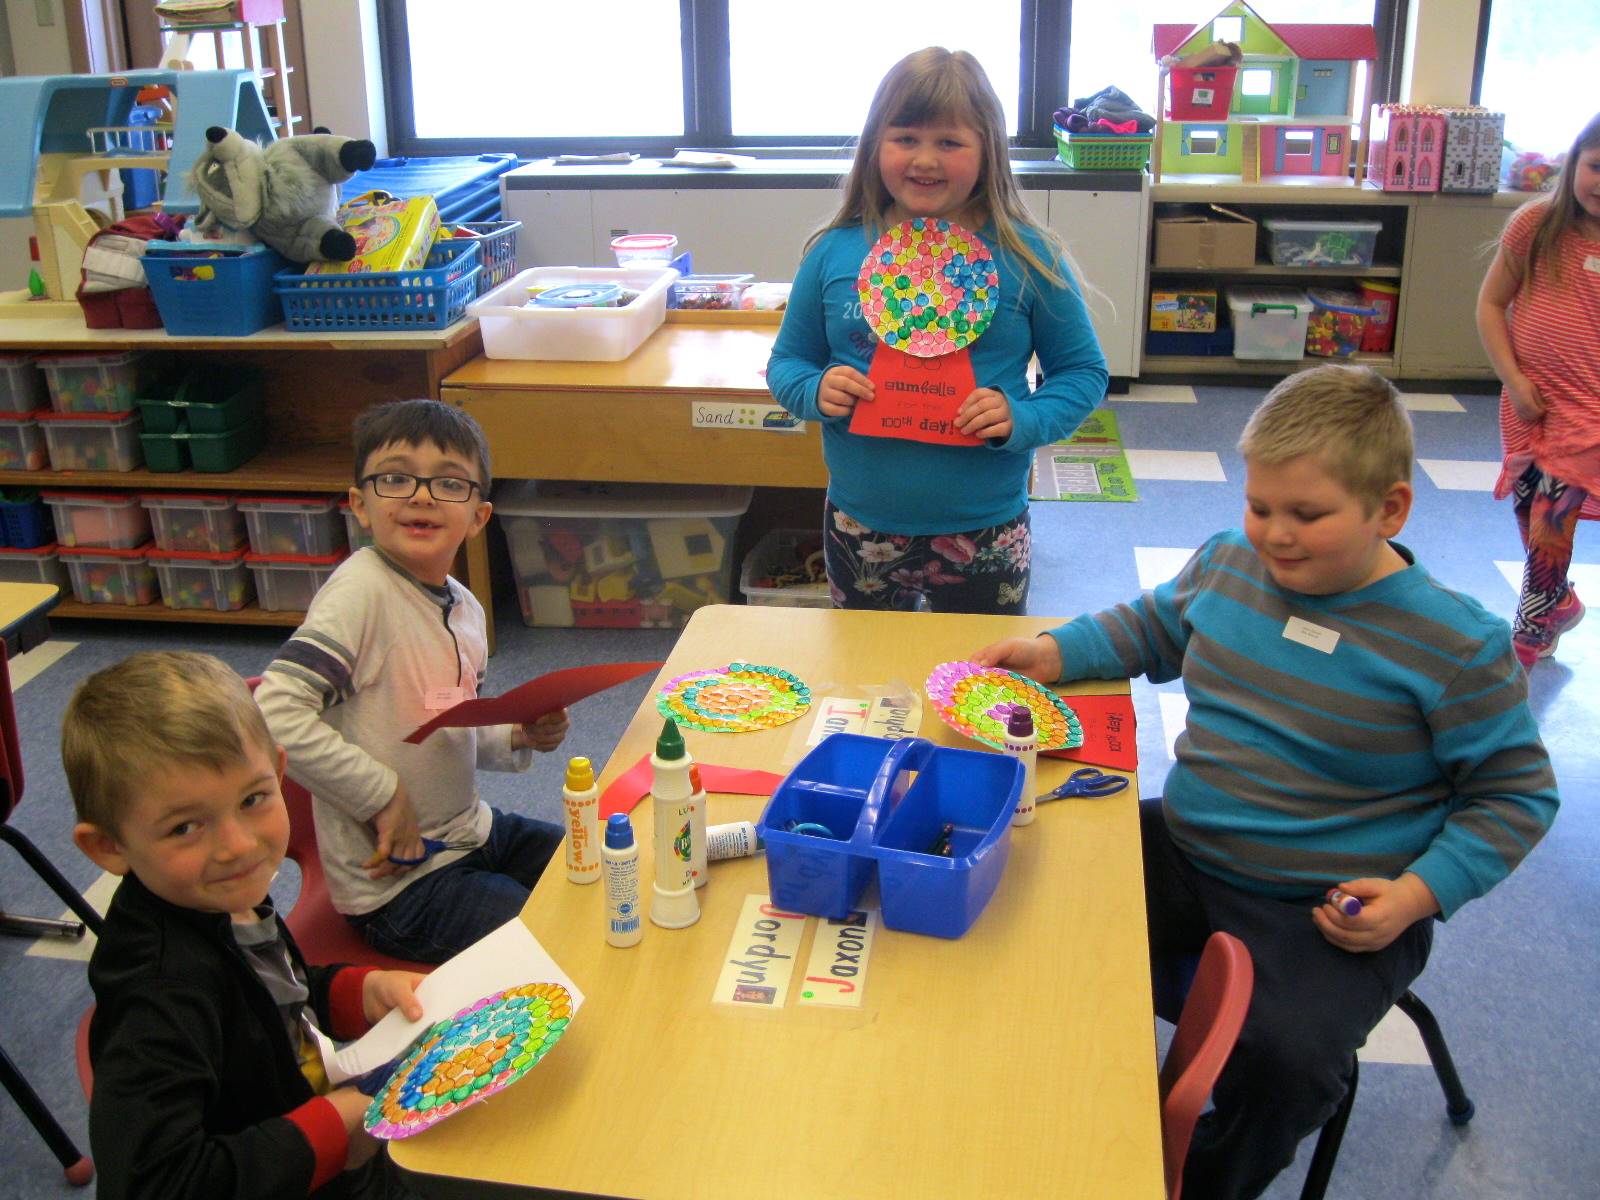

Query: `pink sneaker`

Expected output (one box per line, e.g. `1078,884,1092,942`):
1541,588,1585,658
1514,635,1540,671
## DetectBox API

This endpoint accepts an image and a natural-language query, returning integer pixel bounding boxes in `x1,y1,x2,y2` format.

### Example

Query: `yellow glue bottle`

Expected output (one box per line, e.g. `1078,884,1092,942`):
563,756,601,884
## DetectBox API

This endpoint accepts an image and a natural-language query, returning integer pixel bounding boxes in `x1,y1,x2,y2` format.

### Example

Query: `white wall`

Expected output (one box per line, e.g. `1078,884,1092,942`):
1401,0,1480,106
0,0,74,288
299,0,387,152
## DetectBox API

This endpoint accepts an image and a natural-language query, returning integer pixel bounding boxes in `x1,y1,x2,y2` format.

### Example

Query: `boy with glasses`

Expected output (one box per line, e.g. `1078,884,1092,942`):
256,399,570,962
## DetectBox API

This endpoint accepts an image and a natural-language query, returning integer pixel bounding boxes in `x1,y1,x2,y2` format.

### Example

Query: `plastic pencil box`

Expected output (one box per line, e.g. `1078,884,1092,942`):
756,734,1023,938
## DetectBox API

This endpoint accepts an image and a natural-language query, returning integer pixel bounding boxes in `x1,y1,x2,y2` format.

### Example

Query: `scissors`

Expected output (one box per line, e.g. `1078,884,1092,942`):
1038,767,1129,803
374,835,478,868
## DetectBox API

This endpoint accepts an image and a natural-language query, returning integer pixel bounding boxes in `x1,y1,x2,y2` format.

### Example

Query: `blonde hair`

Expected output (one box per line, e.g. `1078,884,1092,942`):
62,651,274,834
808,46,1068,287
1519,111,1600,285
1238,365,1412,511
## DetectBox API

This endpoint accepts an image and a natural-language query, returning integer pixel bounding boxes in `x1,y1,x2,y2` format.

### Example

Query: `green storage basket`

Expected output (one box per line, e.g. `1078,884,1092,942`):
1054,128,1152,171
139,417,266,474
137,366,265,434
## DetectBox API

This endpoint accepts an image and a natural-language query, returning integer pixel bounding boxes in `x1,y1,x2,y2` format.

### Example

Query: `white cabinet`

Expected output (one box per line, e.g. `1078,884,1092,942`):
1044,182,1150,379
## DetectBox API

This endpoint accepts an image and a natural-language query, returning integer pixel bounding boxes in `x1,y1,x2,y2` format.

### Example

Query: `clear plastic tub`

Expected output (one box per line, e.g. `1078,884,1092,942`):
1227,286,1313,361
670,274,753,311
36,411,144,472
0,410,48,471
141,493,246,552
339,497,374,551
245,550,347,612
495,479,751,628
149,547,254,610
39,351,144,414
0,354,49,412
59,545,159,606
468,266,678,362
41,491,151,549
1262,218,1383,268
739,528,831,608
610,233,678,266
0,543,70,590
1304,289,1380,358
236,496,347,557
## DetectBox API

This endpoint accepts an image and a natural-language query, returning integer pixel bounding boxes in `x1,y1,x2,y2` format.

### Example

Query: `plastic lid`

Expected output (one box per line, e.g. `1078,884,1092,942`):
236,496,338,510
0,542,58,557
0,409,44,421
610,234,677,251
605,812,635,849
41,491,143,505
243,549,350,566
565,756,596,790
58,545,148,560
655,716,685,761
533,283,624,308
1261,218,1382,231
1306,288,1380,315
1007,707,1035,737
146,547,247,563
36,351,141,365
34,409,139,423
140,493,234,505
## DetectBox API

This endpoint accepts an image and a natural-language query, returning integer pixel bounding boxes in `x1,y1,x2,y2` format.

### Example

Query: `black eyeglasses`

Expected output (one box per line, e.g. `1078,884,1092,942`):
359,472,481,503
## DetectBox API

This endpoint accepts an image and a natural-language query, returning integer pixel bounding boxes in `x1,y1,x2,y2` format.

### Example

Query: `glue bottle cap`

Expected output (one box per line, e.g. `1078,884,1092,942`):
655,716,686,761
565,756,595,791
605,812,634,850
1007,707,1035,738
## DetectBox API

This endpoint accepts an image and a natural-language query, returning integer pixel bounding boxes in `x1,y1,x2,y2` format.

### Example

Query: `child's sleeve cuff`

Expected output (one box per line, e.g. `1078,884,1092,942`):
285,1095,348,1193
329,966,379,1038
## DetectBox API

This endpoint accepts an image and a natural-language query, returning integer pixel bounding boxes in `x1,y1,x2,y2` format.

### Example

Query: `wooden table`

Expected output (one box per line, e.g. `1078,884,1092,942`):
0,582,60,659
391,605,1163,1200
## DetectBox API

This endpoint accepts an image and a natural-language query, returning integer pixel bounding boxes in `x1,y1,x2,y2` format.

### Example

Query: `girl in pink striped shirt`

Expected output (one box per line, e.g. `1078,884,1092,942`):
1477,112,1600,669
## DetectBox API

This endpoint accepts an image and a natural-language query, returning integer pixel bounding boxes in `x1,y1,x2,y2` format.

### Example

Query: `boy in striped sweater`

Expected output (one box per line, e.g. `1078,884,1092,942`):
976,364,1557,1200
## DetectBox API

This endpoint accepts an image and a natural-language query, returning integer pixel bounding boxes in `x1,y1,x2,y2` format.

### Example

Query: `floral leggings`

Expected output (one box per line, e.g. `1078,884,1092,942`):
822,497,1031,615
1510,462,1589,645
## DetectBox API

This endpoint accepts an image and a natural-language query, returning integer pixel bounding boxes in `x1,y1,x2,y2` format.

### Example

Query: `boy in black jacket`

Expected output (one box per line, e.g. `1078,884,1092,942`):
65,651,427,1199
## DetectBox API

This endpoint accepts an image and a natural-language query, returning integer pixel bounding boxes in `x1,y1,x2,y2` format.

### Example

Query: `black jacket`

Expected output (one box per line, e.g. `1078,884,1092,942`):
87,872,367,1199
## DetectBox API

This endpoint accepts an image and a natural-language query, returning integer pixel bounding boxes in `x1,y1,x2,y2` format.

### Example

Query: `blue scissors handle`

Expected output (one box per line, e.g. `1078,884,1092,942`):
386,836,452,867
1038,767,1130,803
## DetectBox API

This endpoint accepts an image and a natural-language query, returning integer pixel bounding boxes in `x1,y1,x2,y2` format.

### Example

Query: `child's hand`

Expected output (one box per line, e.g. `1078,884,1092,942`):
1312,873,1440,953
362,969,428,1025
513,708,570,753
819,365,873,417
326,1087,380,1169
971,634,1063,684
367,782,424,878
955,388,1013,441
1507,373,1545,422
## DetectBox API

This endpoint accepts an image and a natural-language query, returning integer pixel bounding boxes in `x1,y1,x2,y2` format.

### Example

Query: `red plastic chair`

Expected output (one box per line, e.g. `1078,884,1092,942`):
1158,931,1255,1200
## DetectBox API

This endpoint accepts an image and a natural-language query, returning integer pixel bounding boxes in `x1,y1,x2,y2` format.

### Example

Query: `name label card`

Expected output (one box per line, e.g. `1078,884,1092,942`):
711,894,809,1008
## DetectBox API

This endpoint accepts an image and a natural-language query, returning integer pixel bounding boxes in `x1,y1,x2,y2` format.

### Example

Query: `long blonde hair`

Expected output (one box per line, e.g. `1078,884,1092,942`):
1521,111,1600,284
808,47,1067,287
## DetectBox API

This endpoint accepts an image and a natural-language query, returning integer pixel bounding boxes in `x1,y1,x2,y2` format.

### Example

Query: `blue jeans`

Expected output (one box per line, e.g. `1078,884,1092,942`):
348,808,563,963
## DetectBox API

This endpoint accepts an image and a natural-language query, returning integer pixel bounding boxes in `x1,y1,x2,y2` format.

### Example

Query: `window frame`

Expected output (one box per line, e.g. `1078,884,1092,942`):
380,0,1399,158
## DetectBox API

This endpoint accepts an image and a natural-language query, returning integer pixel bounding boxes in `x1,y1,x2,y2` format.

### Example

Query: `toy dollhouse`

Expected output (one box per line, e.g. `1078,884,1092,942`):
1151,1,1377,184
1367,104,1504,193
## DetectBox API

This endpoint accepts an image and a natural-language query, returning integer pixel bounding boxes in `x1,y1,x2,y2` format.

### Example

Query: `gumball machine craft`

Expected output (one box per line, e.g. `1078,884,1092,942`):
851,218,999,447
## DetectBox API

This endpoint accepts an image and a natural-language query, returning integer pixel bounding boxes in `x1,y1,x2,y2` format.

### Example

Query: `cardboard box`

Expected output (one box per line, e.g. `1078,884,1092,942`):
1154,204,1257,269
306,192,440,276
1150,287,1218,332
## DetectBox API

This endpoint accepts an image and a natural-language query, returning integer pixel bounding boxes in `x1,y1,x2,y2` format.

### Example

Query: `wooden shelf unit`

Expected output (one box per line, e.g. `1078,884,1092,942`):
51,599,304,626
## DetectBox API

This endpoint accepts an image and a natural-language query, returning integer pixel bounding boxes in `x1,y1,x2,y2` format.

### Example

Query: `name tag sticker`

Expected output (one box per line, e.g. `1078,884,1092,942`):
424,686,466,711
1283,616,1340,654
1585,255,1600,275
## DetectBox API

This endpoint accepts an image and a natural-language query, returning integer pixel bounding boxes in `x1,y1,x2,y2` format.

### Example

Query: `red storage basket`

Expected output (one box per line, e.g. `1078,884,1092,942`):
1166,66,1238,121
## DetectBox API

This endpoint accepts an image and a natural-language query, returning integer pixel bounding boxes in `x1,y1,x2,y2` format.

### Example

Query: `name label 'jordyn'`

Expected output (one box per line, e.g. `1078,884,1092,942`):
711,894,810,1008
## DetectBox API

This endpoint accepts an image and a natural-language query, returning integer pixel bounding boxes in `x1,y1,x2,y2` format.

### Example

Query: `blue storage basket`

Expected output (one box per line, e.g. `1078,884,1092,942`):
757,735,1022,938
0,492,54,549
142,242,290,336
453,220,522,295
273,239,481,332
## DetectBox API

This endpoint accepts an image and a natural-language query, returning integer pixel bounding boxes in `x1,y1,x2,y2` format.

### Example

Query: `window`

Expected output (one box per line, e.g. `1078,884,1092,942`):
1186,127,1225,155
1241,68,1274,97
1211,15,1243,42
1284,130,1315,155
381,1,1401,155
1477,0,1599,153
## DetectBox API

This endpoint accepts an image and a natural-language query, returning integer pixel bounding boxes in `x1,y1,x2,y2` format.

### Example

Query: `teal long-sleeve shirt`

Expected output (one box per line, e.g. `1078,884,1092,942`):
1047,531,1558,918
766,222,1108,534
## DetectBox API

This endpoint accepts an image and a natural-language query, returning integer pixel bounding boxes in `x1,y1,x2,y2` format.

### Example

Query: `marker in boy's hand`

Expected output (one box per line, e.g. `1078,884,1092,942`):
513,707,570,754
818,364,874,418
1324,887,1362,917
1312,874,1441,954
970,633,1063,685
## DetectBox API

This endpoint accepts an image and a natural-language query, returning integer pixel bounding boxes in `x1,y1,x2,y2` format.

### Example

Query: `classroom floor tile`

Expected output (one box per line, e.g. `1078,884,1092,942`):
1158,692,1189,762
1400,392,1469,413
1119,383,1198,404
1135,546,1198,591
1125,448,1228,482
1417,458,1502,491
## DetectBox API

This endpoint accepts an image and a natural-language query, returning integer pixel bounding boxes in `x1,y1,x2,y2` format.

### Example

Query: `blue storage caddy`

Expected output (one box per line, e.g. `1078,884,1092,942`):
142,242,290,336
273,239,481,332
757,734,1023,938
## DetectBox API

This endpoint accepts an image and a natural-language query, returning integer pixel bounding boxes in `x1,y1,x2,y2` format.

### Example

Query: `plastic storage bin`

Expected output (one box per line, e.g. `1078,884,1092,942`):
1054,130,1153,170
495,479,751,628
136,366,265,433
739,528,831,608
37,411,144,471
469,266,677,362
141,493,246,552
246,550,347,611
0,492,53,548
339,497,374,551
150,547,255,610
141,242,289,336
41,491,150,549
237,496,347,557
274,238,481,332
1227,286,1312,361
610,234,678,265
40,351,144,414
1262,218,1382,268
1304,289,1380,358
59,545,159,606
0,410,48,470
0,354,49,412
1357,279,1400,353
756,734,1023,938
140,419,267,473
0,544,69,589
670,274,753,311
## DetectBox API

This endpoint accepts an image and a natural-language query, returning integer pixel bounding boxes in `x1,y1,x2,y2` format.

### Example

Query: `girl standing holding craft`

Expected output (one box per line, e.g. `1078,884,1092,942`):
766,46,1108,615
1477,112,1600,669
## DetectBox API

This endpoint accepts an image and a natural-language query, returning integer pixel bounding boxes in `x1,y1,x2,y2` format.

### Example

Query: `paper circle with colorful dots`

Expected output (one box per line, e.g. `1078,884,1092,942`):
856,218,999,357
656,662,812,733
364,982,573,1139
923,661,1083,751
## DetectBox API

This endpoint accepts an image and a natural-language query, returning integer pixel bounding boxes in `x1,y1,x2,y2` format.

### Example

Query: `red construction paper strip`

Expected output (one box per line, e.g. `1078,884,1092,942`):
404,661,663,745
848,343,982,446
599,754,785,819
1041,693,1139,774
